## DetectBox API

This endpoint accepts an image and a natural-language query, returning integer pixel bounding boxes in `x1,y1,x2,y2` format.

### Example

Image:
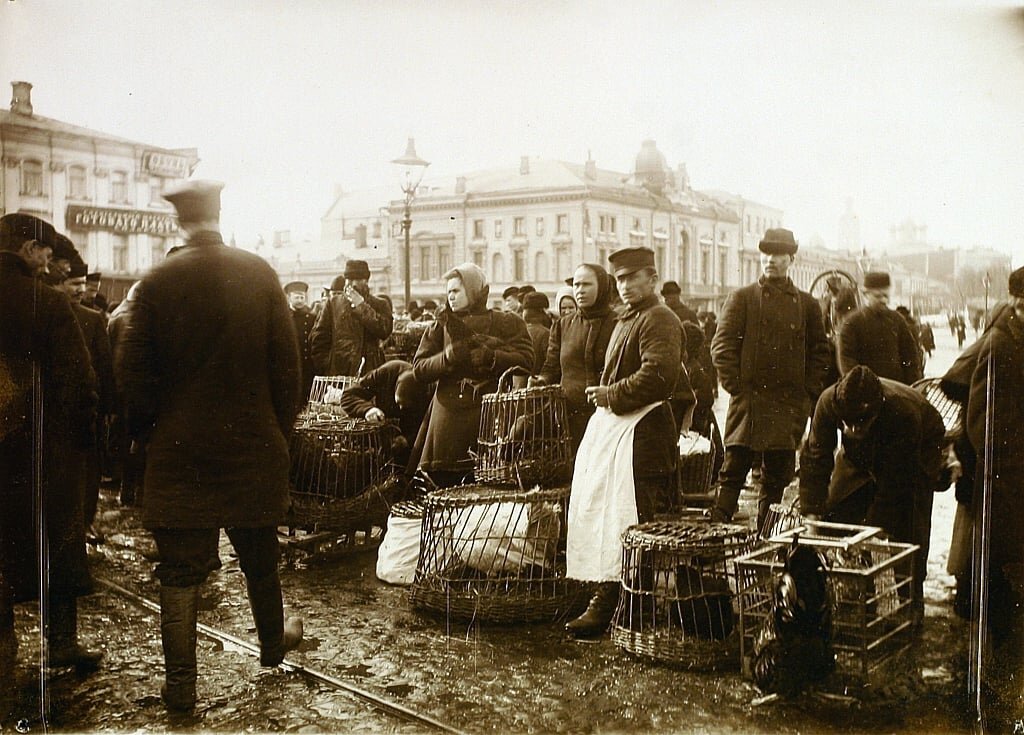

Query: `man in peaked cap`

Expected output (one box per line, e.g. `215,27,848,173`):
310,259,393,377
565,246,685,639
283,281,316,398
837,270,921,384
117,179,303,711
710,227,830,531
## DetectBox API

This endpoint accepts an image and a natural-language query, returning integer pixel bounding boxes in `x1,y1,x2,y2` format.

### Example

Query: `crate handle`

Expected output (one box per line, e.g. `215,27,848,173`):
497,366,532,394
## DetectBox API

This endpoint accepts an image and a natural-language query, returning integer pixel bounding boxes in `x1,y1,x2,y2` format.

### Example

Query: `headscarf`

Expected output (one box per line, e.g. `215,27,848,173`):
575,263,612,319
443,262,489,313
555,285,576,312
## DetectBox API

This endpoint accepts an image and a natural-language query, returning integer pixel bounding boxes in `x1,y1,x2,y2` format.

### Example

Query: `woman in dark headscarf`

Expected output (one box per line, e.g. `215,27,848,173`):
412,262,534,487
533,263,618,452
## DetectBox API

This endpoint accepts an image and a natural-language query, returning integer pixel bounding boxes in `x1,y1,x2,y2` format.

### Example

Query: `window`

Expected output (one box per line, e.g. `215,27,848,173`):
700,246,710,285
21,160,43,196
438,244,451,277
719,251,728,286
473,219,485,238
608,216,616,235
513,217,525,236
534,252,549,281
513,249,526,282
472,248,485,269
746,215,751,233
491,252,505,282
372,221,382,239
149,177,164,205
110,171,129,203
494,219,503,239
632,217,643,232
68,165,87,199
556,214,568,234
112,234,129,273
419,246,431,281
535,217,544,237
598,215,607,233
392,221,402,237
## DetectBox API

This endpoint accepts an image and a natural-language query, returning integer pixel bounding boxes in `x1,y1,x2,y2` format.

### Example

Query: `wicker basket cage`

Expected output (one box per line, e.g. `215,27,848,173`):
409,484,588,624
474,369,574,488
734,523,918,685
303,375,359,418
287,416,400,529
611,521,757,670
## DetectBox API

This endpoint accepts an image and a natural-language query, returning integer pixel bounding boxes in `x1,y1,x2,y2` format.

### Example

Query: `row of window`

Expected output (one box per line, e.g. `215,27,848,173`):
78,233,174,274
472,214,570,240
18,160,170,207
745,213,781,235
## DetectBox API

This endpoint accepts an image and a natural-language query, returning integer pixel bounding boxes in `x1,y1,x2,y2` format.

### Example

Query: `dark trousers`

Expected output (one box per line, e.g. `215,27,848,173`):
151,527,278,588
714,446,795,531
635,474,673,523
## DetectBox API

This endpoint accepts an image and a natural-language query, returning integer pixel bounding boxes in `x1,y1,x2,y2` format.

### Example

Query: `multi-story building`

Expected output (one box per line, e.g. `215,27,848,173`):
1,81,198,300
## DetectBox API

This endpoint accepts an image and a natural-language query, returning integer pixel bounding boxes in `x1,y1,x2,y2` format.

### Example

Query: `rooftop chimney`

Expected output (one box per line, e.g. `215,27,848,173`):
455,176,466,194
520,156,530,175
584,152,597,181
10,81,33,116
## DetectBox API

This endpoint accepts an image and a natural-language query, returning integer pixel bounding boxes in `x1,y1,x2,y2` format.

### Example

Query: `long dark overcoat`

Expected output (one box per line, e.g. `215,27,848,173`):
291,305,317,400
309,292,393,376
837,305,921,384
538,304,617,449
601,294,681,478
412,308,533,474
967,311,1024,572
0,252,96,601
116,231,301,530
712,276,829,450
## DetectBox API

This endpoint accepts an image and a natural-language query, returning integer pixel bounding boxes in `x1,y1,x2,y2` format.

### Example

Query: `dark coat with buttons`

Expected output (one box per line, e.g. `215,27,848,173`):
837,305,921,384
412,308,533,474
601,294,682,478
290,305,317,400
1,252,96,601
712,276,830,450
116,231,302,530
310,291,393,377
539,304,618,450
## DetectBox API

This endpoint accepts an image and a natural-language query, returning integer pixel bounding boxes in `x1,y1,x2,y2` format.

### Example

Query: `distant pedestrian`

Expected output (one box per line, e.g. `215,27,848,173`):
310,260,393,377
919,321,935,358
117,181,303,712
521,291,552,373
709,228,830,531
555,285,577,319
955,315,967,349
837,272,921,384
284,280,317,400
660,280,699,326
1,214,102,684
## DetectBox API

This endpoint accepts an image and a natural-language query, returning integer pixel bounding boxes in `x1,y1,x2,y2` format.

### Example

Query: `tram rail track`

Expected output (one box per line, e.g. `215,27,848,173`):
95,576,467,735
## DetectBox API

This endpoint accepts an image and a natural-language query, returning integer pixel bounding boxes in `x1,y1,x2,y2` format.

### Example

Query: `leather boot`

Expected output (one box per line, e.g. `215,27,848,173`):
565,582,620,639
246,571,302,667
45,596,103,672
160,585,199,712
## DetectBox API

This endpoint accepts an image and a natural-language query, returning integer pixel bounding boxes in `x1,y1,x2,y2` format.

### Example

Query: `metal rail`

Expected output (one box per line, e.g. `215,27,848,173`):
96,577,467,735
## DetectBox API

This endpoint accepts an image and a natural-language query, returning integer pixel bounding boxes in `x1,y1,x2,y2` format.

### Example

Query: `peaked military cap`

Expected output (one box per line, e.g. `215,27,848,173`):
163,179,224,223
608,246,655,277
283,280,309,294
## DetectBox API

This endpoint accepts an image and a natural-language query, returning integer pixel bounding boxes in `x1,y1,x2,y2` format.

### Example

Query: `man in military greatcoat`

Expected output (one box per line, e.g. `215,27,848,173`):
709,228,830,532
837,271,921,384
117,181,303,712
284,280,317,400
310,260,393,377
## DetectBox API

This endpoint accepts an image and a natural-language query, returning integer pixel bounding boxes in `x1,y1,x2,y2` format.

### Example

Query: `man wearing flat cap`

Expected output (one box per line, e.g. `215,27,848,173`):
565,246,684,639
310,260,393,377
116,180,303,711
710,228,830,531
800,365,946,628
283,281,316,398
501,286,522,314
837,270,921,384
1,213,103,679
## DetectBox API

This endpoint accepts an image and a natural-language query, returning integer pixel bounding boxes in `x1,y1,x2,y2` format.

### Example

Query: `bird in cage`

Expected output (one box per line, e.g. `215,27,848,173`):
752,537,835,697
673,564,734,640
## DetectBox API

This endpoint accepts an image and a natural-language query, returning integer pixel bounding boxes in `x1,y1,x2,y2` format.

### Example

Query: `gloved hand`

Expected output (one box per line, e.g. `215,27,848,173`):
443,339,470,367
470,346,494,369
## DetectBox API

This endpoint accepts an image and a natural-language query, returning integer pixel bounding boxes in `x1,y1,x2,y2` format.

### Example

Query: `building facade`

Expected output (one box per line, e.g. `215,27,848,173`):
1,81,198,300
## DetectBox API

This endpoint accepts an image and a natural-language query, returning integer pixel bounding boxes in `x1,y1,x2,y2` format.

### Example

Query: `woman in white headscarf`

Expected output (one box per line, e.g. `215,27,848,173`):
412,263,534,487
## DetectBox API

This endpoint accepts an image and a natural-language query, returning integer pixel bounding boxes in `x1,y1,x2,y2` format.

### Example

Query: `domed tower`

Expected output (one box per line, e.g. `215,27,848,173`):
633,139,669,195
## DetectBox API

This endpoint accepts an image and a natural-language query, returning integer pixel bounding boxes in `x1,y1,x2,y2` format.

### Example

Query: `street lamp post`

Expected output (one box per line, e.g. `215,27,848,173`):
391,138,430,313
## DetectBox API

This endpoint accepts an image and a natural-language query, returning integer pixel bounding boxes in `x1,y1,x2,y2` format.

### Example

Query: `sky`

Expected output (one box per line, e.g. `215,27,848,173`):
2,0,1023,263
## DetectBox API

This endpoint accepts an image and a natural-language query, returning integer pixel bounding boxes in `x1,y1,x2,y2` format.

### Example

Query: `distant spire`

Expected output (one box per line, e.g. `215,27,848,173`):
229,232,237,248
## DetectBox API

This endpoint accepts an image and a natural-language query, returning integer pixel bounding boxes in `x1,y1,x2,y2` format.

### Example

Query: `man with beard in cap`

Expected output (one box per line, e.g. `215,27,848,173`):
799,365,947,628
837,271,921,384
709,228,830,532
310,261,393,377
1,214,102,692
116,180,303,712
284,281,316,400
564,246,682,639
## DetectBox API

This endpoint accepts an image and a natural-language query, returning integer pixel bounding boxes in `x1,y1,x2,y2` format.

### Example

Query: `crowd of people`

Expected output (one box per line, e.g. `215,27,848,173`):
2,181,1020,717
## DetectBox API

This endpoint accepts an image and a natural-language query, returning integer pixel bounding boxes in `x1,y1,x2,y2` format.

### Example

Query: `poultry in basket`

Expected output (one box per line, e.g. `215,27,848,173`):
752,537,835,696
673,564,734,640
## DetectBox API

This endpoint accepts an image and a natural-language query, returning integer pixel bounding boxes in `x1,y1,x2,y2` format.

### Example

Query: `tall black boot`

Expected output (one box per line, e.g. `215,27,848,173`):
565,582,620,639
246,571,302,667
160,585,199,712
45,596,103,672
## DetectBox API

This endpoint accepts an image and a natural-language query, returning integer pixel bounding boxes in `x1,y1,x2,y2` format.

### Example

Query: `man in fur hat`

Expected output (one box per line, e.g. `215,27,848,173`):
709,228,830,531
310,261,393,376
837,271,921,384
